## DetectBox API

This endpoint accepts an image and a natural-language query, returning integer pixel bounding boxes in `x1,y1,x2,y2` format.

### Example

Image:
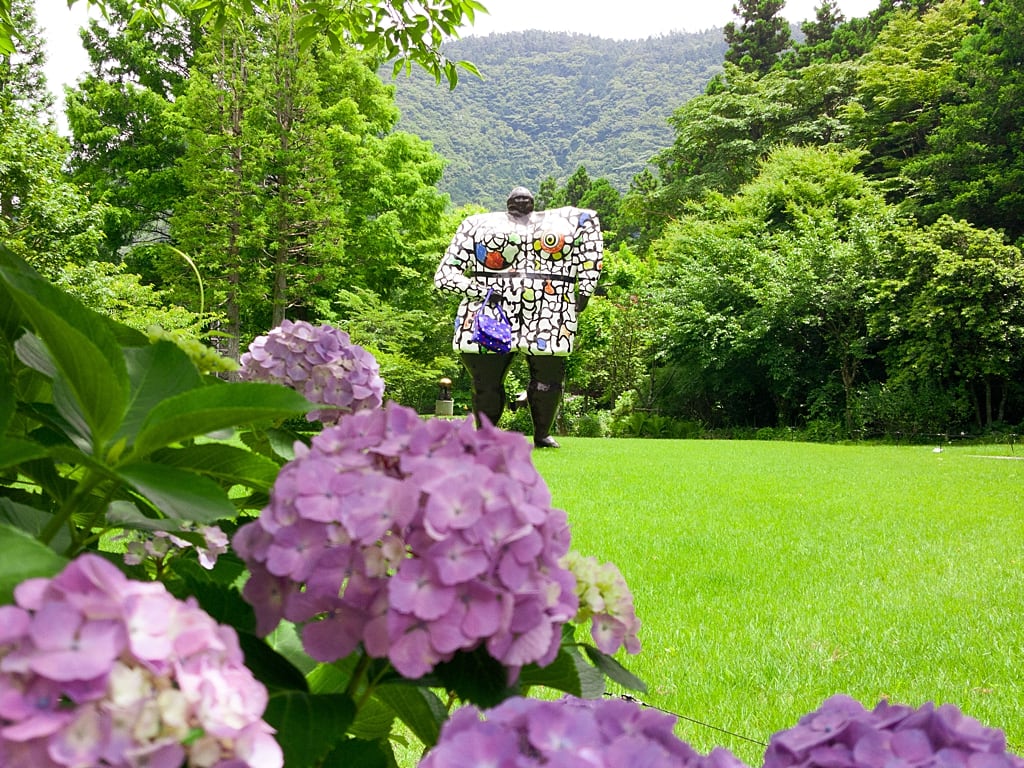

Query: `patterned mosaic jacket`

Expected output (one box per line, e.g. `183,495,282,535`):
434,206,603,355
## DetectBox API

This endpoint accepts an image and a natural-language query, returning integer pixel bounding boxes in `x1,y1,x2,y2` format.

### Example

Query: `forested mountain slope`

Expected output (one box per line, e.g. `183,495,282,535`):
387,30,727,209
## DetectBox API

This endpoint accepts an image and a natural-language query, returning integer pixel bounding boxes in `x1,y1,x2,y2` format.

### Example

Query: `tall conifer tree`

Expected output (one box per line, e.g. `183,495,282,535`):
723,0,792,75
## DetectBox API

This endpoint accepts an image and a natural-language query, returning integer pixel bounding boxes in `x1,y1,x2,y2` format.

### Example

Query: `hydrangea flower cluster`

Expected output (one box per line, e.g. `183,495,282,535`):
561,551,642,655
418,695,747,768
764,694,1024,768
233,402,628,679
121,524,229,570
0,554,282,768
239,319,384,423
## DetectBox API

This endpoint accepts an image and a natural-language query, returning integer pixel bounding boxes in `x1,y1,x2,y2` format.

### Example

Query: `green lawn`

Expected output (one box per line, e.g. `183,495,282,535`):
532,438,1024,763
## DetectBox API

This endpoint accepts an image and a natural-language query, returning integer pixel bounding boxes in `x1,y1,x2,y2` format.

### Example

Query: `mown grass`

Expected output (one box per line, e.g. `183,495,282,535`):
532,439,1024,764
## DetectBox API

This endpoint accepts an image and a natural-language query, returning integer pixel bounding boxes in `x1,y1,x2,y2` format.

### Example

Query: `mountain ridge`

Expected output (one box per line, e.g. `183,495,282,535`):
386,29,728,209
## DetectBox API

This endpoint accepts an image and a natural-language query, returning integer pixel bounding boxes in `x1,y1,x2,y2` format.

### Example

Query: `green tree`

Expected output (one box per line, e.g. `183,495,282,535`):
65,0,200,259
652,145,892,431
843,0,978,198
902,0,1024,241
580,177,622,246
0,0,107,276
172,21,269,360
723,0,792,75
3,0,485,87
784,0,846,68
563,165,591,207
0,0,50,115
170,8,452,369
641,59,860,236
0,115,108,275
802,0,846,46
535,175,562,210
245,11,346,328
572,243,656,409
871,216,1024,430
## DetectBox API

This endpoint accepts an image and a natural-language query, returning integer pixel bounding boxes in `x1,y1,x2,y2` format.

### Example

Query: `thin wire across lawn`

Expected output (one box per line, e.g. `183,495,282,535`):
532,439,1024,765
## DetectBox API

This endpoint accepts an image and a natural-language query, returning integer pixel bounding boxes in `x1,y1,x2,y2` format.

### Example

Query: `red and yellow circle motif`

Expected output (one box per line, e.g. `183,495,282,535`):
534,233,566,255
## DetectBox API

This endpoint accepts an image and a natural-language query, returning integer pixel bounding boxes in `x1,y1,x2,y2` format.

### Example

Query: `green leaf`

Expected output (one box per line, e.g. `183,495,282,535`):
0,522,67,604
348,698,395,742
238,631,311,693
0,248,129,448
0,351,14,433
15,333,90,446
0,499,71,554
519,646,583,697
0,437,48,469
118,341,204,447
432,645,517,708
116,462,237,523
306,655,360,695
264,692,355,768
580,645,648,693
131,382,312,458
151,443,281,491
373,685,447,749
323,738,390,768
266,621,318,676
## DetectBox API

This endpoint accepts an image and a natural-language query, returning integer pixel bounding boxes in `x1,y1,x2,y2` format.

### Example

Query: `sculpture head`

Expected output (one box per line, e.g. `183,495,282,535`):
506,186,535,216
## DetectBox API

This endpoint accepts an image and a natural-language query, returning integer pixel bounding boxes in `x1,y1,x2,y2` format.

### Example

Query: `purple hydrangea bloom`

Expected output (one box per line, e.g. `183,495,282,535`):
0,554,282,768
234,402,606,679
418,695,748,768
764,695,1024,768
239,319,384,423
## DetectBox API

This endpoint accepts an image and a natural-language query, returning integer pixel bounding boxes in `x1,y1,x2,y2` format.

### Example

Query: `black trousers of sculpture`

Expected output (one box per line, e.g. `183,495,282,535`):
460,353,565,443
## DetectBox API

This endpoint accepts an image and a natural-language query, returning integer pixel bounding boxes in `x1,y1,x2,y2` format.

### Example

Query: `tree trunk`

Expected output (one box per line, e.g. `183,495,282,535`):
984,377,993,429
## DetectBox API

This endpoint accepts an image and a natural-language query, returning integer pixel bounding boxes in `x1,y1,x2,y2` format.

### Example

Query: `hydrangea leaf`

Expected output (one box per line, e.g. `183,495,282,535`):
581,645,648,693
164,554,251,622
0,351,14,433
1,248,130,449
117,340,204,446
519,646,585,697
347,699,396,742
150,443,282,491
263,692,356,768
117,462,237,523
131,382,312,458
322,738,390,768
0,437,48,470
373,685,447,748
306,658,357,695
433,645,517,709
237,632,311,694
0,522,66,603
265,622,318,677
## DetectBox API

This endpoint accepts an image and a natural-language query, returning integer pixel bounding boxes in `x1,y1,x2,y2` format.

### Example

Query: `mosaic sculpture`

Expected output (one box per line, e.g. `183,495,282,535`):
434,186,603,448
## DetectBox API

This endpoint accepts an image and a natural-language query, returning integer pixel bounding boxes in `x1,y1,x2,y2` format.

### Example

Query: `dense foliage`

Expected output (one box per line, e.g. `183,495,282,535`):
6,0,1024,440
628,0,1024,438
389,29,728,208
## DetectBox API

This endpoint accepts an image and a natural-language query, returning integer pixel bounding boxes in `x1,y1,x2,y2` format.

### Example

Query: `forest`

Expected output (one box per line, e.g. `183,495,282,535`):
388,29,729,208
2,0,1023,440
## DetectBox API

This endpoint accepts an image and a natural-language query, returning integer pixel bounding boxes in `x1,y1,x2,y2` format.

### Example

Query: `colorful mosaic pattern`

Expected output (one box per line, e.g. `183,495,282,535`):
434,206,603,355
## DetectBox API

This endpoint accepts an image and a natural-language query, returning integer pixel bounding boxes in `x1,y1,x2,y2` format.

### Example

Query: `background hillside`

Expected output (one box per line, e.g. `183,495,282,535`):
388,30,727,209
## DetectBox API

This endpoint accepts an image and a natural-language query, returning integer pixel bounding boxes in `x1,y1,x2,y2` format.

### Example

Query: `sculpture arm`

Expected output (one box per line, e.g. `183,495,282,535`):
575,210,603,311
434,219,488,300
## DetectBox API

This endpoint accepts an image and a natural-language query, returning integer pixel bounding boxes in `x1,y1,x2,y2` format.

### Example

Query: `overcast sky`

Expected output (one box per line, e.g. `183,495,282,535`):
41,0,880,103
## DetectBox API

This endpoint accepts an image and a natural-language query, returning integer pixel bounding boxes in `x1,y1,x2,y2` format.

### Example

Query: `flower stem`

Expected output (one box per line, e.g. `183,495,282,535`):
39,470,105,548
